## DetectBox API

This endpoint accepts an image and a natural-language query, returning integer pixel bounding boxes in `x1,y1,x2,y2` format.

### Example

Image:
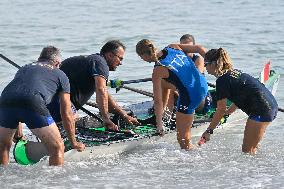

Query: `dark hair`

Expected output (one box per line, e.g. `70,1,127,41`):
38,46,60,62
100,40,126,55
204,48,220,62
180,34,195,45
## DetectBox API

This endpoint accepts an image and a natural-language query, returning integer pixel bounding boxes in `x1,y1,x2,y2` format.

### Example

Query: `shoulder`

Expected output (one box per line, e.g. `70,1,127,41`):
54,68,69,80
216,72,230,85
62,55,87,64
88,54,108,67
88,54,105,63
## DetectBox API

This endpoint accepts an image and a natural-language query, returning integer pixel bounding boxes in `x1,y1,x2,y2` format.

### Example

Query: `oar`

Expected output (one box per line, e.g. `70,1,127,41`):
2,54,283,113
119,78,152,85
0,53,21,69
120,85,154,98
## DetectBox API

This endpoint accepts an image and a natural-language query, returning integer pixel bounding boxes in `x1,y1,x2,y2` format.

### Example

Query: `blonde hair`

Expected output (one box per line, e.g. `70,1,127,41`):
136,39,159,62
205,48,233,76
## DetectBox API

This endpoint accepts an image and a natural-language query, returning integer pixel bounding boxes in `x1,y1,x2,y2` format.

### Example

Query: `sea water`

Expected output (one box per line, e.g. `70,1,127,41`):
0,0,284,188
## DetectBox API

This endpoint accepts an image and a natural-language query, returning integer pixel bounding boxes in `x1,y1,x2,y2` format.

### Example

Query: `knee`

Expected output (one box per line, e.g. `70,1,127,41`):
48,140,65,156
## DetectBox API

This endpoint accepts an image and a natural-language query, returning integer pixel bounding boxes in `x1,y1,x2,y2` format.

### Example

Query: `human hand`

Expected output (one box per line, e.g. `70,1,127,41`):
104,119,119,131
201,131,211,142
123,115,140,126
72,142,85,152
13,135,26,143
156,125,165,136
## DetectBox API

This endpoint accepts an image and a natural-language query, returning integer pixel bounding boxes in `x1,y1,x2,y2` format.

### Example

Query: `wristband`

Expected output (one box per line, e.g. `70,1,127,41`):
206,128,214,134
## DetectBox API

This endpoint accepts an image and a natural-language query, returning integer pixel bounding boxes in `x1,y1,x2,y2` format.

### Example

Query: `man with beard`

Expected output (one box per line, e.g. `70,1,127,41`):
49,40,139,131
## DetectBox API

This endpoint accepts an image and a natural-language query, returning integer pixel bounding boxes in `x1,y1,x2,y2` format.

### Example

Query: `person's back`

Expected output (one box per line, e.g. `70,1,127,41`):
0,46,84,166
159,47,208,104
60,54,109,108
216,70,278,116
1,63,68,107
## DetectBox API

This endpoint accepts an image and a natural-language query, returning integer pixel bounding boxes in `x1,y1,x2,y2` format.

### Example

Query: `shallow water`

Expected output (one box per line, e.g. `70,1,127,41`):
0,0,284,188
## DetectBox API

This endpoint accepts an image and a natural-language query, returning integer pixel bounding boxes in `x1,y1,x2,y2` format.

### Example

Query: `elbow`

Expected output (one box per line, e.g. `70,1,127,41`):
198,45,207,58
96,87,107,96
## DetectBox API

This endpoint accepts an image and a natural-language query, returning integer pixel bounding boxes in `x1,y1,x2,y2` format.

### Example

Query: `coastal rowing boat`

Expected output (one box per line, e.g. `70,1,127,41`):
13,63,280,165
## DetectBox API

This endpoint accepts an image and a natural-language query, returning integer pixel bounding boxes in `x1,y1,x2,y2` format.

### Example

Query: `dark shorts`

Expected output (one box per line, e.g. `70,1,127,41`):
0,107,55,129
177,88,207,115
47,95,77,123
249,108,278,122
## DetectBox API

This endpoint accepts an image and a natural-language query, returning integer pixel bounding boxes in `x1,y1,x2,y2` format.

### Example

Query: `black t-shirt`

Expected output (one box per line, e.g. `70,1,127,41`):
60,54,109,108
0,63,70,114
216,69,277,116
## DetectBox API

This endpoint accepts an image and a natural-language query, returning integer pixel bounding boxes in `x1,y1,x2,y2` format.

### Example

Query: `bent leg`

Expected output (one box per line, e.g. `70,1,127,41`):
0,127,16,165
31,123,65,166
176,112,194,150
242,119,270,154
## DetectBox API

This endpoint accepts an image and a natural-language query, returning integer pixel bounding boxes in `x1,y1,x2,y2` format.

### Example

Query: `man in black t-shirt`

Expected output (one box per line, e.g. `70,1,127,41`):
0,46,85,166
50,40,139,131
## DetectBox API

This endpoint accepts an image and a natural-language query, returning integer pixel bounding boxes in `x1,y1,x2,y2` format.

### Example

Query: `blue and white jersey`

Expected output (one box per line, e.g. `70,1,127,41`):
159,47,208,114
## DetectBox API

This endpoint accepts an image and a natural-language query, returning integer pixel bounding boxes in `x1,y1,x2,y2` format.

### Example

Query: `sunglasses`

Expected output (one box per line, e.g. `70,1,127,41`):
204,61,216,67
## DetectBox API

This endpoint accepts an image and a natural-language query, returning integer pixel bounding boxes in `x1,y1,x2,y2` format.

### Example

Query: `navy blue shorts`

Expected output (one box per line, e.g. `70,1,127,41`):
0,107,55,129
249,108,278,122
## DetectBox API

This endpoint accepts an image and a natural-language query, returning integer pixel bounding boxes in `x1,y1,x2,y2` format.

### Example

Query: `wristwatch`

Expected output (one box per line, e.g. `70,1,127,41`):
206,128,214,134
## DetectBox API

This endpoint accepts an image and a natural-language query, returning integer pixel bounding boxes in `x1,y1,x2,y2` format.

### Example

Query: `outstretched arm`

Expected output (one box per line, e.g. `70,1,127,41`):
108,94,140,125
59,92,85,151
95,76,118,131
168,44,207,58
226,103,237,115
201,98,227,141
152,66,170,131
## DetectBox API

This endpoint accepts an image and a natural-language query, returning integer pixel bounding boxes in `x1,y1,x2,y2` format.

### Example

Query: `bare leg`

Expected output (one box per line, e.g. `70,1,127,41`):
0,127,16,165
242,119,270,154
13,122,24,142
31,123,65,166
176,112,194,150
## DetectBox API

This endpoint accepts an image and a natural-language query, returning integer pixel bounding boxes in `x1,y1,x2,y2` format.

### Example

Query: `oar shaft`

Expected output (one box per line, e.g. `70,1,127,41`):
79,106,103,123
279,107,284,112
0,54,21,69
122,78,152,85
86,101,98,108
122,86,154,98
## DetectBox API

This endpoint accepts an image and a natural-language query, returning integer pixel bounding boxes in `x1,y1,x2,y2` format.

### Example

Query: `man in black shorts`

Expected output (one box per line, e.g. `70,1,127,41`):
0,46,85,166
49,40,139,130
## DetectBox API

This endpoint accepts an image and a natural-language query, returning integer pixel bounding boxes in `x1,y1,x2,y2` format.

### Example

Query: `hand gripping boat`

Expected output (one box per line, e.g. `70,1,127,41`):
13,63,280,165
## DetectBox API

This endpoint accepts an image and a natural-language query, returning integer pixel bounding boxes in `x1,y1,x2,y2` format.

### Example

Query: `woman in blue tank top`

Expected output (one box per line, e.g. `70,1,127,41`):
136,39,208,150
201,48,278,154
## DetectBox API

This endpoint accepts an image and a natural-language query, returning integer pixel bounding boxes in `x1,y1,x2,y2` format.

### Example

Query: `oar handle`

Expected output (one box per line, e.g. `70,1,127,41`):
108,78,152,88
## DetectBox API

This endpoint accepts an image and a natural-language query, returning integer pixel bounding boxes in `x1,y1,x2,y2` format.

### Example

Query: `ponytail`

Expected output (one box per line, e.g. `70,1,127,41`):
205,48,233,77
136,39,159,62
